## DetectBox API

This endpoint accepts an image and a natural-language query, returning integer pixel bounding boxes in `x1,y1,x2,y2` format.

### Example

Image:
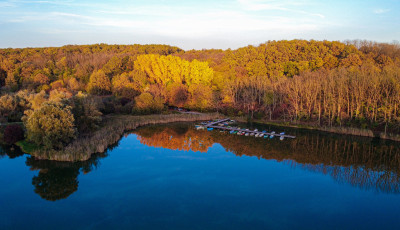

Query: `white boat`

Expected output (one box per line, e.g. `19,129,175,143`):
195,125,205,130
270,131,275,139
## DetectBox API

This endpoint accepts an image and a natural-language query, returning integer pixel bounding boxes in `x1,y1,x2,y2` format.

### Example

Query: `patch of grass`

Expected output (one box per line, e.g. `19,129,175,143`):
16,140,40,153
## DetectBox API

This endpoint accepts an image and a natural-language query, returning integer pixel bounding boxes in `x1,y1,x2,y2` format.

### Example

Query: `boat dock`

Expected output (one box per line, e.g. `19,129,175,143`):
203,118,296,139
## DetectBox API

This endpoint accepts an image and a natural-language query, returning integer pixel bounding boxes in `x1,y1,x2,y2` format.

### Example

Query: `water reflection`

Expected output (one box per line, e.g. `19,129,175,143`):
1,143,109,201
25,152,108,201
133,123,400,194
0,145,24,159
1,122,400,202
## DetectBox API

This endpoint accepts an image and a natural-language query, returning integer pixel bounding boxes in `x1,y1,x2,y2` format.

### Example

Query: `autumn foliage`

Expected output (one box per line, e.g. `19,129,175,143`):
1,40,400,148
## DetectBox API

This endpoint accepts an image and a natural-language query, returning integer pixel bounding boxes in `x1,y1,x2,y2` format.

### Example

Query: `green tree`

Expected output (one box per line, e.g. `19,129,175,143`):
24,101,77,149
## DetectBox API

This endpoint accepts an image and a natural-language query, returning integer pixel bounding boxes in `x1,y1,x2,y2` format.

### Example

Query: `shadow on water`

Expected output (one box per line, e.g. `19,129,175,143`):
0,145,25,159
1,143,116,201
132,122,400,194
1,121,400,201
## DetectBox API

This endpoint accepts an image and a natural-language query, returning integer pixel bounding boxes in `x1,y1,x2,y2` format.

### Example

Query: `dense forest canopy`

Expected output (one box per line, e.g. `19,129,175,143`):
1,40,400,149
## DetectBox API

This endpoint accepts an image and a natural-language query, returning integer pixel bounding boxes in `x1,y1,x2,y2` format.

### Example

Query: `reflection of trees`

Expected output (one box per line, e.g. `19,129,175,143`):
31,167,79,201
25,151,107,201
134,124,400,194
0,145,24,159
134,123,214,152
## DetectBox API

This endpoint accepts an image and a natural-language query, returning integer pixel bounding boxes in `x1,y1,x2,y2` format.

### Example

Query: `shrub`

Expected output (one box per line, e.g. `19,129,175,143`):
3,124,24,145
24,101,77,149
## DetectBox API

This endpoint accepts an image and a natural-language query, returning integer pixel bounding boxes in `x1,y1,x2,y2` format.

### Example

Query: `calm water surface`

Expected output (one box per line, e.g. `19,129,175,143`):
1,122,400,230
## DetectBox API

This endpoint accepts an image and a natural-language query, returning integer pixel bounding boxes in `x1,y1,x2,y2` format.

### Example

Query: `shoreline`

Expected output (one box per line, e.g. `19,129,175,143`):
18,113,400,162
24,113,222,162
233,117,400,142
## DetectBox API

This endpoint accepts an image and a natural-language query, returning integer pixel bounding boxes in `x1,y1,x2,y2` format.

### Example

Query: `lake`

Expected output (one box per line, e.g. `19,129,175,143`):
1,122,400,230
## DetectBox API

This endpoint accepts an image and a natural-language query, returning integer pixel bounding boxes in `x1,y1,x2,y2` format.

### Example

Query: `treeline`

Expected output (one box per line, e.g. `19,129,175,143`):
1,40,400,149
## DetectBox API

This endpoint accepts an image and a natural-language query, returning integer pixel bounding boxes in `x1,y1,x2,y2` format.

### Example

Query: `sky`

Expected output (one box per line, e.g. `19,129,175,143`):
0,0,399,50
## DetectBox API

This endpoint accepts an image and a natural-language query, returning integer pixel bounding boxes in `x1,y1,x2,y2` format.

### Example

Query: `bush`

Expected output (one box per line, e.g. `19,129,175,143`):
24,101,77,149
3,124,24,145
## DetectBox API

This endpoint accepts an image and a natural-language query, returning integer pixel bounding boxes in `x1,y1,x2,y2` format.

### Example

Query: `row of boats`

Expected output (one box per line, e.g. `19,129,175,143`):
195,122,286,140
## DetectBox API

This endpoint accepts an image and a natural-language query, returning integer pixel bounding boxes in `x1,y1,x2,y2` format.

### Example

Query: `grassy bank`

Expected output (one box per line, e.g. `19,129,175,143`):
27,113,222,162
16,140,39,153
233,117,400,141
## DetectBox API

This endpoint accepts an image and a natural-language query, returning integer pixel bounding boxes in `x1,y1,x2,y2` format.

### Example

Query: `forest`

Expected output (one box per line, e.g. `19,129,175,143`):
1,40,400,150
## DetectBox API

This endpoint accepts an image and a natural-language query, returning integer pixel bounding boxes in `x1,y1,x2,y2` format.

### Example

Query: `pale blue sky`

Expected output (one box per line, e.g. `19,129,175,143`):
0,0,399,50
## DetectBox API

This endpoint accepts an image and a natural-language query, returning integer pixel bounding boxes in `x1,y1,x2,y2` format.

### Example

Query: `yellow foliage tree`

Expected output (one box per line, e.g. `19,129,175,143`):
87,70,112,95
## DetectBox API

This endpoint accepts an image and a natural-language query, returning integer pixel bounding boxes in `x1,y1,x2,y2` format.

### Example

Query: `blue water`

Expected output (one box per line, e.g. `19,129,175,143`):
1,123,400,230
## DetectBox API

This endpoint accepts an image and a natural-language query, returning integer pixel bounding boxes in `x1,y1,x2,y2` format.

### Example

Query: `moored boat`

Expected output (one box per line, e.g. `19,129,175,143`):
195,125,205,130
270,131,275,138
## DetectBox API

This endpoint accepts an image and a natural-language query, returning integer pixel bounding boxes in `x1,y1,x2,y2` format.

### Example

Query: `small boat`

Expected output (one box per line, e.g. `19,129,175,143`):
195,125,205,130
254,129,258,132
280,136,284,140
280,132,285,135
207,127,214,131
233,130,238,134
237,131,242,135
264,134,269,138
270,131,275,139
230,130,235,134
259,133,264,137
250,132,255,136
255,133,260,137
245,133,249,136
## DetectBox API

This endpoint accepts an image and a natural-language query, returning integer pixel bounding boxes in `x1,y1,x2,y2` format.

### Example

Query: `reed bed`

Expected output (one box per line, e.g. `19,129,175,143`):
30,113,222,162
320,126,375,137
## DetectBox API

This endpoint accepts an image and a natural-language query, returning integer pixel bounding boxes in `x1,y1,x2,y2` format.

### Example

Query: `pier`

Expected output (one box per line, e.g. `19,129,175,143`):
203,119,296,139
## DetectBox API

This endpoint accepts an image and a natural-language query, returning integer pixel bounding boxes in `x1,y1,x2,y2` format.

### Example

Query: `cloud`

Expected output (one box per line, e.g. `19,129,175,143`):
0,1,15,7
374,8,390,14
237,0,325,18
0,0,332,49
38,8,320,39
